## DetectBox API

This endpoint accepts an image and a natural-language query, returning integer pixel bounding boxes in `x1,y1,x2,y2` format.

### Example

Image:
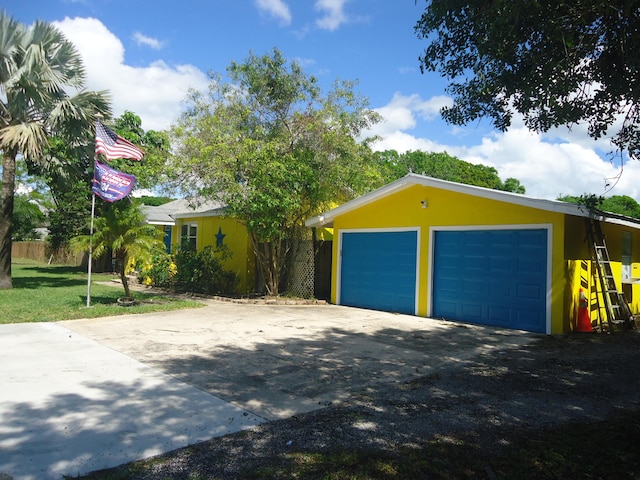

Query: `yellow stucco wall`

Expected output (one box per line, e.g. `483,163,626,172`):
314,227,334,241
564,215,640,329
331,184,569,334
172,215,255,294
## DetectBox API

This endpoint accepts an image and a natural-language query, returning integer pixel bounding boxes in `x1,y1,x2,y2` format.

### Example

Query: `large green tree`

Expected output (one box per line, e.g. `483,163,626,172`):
0,12,110,289
43,111,170,253
38,136,93,252
170,49,380,295
105,111,171,190
415,1,640,160
12,195,45,241
1,161,50,242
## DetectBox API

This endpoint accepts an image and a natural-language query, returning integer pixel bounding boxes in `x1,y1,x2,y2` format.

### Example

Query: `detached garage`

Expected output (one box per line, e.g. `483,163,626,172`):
306,174,640,334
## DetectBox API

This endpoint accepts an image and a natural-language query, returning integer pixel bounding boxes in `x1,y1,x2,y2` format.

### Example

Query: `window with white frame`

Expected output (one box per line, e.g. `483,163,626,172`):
181,223,197,250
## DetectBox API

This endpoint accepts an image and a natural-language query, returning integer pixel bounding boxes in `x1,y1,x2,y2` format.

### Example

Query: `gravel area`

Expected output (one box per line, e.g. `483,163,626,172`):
84,328,640,479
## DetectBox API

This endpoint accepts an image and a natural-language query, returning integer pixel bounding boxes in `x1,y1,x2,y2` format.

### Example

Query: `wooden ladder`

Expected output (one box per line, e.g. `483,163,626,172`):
585,218,634,332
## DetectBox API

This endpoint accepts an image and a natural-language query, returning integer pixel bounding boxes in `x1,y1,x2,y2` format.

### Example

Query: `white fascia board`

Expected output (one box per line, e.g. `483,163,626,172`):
147,220,175,226
172,208,226,219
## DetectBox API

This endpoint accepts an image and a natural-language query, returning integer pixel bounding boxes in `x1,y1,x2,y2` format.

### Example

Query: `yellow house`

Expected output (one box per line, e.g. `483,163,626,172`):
305,174,640,334
143,199,256,294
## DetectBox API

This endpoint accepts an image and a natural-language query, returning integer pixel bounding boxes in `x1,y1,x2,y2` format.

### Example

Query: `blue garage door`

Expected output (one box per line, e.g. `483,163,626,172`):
340,231,417,315
433,229,548,333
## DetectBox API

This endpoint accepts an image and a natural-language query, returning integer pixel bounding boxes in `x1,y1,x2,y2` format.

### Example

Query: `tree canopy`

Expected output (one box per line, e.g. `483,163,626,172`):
35,111,167,253
3,161,50,242
370,149,526,193
415,1,640,160
12,195,45,241
107,111,171,190
558,194,640,219
169,48,380,295
38,136,94,252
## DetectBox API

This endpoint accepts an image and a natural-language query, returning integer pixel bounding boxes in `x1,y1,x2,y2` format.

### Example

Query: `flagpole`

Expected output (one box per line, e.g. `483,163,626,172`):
86,116,143,307
86,116,101,308
86,191,96,308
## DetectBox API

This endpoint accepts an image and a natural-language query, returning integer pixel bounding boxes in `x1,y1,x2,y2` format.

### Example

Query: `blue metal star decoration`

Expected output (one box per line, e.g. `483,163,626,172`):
215,226,226,247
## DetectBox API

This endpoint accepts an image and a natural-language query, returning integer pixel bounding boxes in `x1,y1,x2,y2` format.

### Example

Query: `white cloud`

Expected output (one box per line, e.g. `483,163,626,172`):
371,130,449,155
255,0,292,26
315,0,349,31
53,17,208,131
369,93,640,202
368,92,452,137
133,31,164,50
542,121,618,154
501,107,618,155
451,129,619,199
293,57,317,68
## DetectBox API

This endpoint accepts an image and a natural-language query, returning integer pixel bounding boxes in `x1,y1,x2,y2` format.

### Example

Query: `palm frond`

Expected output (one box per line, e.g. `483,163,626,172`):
48,90,112,142
24,20,85,89
0,122,47,159
0,12,23,85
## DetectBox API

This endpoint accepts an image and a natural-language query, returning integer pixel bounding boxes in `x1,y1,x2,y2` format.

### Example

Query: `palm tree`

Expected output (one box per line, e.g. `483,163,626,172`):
0,11,111,289
71,200,164,298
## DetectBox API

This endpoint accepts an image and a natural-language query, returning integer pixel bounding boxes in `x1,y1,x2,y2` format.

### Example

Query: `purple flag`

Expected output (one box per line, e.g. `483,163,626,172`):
92,161,136,202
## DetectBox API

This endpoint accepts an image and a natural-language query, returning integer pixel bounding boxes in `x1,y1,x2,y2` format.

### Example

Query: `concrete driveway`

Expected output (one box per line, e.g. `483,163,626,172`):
0,301,536,479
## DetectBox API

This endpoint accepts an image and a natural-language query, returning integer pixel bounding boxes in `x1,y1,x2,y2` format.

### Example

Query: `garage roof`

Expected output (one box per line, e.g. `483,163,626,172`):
305,173,640,230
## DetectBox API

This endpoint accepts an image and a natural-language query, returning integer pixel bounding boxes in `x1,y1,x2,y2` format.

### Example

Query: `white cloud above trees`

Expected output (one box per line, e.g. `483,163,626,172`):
53,17,208,131
367,93,638,201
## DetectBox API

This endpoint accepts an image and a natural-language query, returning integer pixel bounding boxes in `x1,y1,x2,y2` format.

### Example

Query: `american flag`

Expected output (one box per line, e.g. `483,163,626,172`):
95,120,145,161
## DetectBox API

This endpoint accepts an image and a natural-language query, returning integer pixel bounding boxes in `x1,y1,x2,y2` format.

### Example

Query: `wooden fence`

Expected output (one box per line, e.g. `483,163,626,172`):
12,241,85,266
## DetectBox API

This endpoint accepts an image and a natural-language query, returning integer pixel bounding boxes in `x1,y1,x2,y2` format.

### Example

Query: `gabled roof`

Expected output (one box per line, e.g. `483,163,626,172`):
142,198,226,225
305,173,640,230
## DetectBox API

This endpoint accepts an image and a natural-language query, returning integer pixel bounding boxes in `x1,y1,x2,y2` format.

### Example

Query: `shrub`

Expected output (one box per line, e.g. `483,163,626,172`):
140,249,175,288
171,243,238,295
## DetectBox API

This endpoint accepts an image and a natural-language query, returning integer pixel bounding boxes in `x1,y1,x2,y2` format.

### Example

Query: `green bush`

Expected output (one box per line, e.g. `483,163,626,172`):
171,243,238,295
140,249,175,288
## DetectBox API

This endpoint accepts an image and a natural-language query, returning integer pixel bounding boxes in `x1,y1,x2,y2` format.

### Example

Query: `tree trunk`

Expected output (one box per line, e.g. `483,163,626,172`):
0,150,16,289
118,254,131,298
251,233,279,296
262,242,278,296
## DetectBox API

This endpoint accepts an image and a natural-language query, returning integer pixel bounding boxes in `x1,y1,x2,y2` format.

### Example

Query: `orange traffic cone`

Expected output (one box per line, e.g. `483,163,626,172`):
576,288,593,332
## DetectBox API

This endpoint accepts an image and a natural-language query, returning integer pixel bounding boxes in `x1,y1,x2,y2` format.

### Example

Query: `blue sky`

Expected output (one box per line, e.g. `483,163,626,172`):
6,0,640,201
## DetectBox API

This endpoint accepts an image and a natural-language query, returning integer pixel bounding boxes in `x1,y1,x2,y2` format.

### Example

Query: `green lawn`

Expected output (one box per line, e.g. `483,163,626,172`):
2,258,203,324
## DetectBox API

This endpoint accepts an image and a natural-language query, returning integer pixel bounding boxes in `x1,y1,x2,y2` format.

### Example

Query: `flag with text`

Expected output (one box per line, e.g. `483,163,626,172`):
92,161,136,202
